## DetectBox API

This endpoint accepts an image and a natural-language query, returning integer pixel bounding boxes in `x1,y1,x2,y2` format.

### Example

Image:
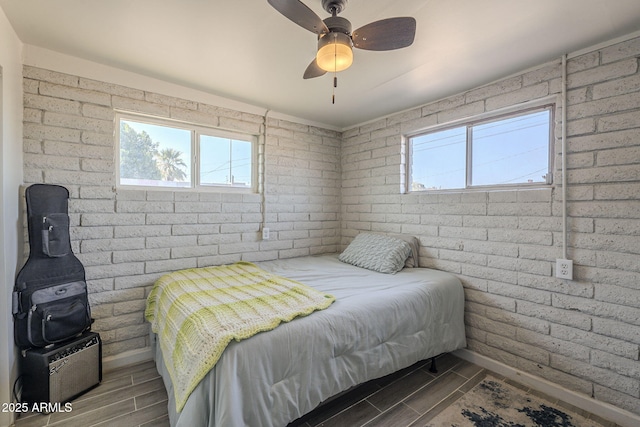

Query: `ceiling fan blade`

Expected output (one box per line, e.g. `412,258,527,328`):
303,58,327,79
352,17,417,51
267,0,329,35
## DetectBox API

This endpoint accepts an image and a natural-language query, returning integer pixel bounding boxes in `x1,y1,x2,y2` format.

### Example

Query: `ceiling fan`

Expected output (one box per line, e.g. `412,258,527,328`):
267,0,417,80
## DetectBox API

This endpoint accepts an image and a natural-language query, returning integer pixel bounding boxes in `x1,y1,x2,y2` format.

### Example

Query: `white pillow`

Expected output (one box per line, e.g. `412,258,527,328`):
338,233,412,274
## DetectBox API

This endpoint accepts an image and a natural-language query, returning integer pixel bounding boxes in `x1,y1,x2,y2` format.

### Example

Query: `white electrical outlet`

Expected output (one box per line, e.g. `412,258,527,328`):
556,259,573,280
262,227,270,240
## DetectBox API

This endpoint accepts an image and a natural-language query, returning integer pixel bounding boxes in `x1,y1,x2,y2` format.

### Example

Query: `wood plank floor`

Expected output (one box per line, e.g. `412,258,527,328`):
13,353,617,427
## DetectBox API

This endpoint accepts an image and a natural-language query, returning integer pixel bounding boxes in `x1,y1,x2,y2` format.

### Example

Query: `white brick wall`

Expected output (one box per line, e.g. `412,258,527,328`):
342,36,640,416
20,34,640,417
22,66,341,356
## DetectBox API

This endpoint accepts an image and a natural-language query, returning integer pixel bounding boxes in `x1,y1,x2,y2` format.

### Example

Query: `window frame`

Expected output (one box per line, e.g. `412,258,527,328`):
115,112,259,192
406,102,555,192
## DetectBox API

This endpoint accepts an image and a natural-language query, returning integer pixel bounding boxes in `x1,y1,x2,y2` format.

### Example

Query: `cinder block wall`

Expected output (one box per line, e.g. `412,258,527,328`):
20,34,640,416
341,36,640,415
22,66,341,356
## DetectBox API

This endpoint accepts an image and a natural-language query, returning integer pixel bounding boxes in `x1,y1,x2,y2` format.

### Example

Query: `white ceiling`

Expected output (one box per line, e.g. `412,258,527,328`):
2,0,640,129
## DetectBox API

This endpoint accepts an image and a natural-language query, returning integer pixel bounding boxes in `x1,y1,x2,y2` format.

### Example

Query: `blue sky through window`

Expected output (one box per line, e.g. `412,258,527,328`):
410,108,551,190
200,135,252,187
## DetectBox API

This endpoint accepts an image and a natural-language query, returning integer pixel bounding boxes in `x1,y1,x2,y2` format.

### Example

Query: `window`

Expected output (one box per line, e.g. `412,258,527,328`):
117,113,257,191
199,134,253,187
408,106,553,191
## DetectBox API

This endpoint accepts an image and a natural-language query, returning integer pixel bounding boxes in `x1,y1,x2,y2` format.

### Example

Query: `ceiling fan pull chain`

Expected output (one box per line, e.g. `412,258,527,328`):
332,75,336,104
332,44,338,104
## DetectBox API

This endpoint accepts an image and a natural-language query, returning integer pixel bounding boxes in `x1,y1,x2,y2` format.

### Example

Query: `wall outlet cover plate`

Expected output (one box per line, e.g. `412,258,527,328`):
556,258,573,280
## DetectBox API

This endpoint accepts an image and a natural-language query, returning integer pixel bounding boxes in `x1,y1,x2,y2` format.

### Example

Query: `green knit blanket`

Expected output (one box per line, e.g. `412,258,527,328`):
145,261,335,412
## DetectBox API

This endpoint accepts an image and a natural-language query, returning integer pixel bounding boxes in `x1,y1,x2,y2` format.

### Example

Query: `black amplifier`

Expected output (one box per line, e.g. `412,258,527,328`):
20,332,102,404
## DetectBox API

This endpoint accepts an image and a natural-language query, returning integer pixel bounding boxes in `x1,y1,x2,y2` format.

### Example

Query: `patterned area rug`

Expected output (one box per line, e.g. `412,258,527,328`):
426,375,605,427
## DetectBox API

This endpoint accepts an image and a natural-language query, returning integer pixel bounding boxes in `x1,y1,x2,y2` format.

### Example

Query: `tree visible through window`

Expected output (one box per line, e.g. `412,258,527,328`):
119,119,191,187
117,114,256,190
157,148,188,182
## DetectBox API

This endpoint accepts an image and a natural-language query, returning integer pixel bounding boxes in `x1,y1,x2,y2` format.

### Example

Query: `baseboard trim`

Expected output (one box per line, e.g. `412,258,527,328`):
454,349,640,427
102,347,154,373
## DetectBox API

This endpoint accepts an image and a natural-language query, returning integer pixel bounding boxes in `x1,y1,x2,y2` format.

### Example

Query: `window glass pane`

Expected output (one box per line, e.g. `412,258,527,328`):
200,135,253,188
410,126,466,190
471,110,550,186
119,120,191,187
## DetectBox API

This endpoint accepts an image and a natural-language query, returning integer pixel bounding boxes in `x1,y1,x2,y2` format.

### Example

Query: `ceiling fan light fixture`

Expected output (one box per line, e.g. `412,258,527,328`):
316,32,353,73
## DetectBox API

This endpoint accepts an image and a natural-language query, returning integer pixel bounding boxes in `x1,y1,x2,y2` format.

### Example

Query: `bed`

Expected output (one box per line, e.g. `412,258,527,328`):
149,236,466,427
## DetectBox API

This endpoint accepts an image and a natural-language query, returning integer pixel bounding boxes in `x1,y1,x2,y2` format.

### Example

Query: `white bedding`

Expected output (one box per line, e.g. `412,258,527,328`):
154,254,467,426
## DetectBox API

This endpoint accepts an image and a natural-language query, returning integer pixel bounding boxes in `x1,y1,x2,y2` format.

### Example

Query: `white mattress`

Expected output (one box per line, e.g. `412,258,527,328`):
154,254,467,426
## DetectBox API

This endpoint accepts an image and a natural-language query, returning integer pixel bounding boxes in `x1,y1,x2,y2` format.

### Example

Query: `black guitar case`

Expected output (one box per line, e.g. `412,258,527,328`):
13,184,92,348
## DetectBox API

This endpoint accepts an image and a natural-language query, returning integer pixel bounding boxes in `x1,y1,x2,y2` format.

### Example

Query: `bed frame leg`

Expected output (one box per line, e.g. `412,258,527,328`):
429,356,437,373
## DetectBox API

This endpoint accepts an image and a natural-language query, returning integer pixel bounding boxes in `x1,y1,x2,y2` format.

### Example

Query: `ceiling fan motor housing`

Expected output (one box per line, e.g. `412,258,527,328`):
322,16,352,35
317,15,353,61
